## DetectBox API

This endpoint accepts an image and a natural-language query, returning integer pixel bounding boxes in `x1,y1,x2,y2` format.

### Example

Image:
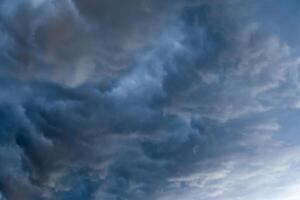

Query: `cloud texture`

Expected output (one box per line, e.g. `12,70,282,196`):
1,0,300,200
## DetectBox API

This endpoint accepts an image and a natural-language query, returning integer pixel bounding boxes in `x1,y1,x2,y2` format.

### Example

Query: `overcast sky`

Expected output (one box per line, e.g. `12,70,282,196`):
0,0,300,200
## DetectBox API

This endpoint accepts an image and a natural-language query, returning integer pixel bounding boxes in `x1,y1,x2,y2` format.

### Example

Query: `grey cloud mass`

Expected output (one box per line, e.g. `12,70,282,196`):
0,0,300,200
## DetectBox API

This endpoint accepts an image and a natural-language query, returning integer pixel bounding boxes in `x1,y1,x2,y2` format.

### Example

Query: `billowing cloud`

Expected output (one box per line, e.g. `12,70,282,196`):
0,0,300,200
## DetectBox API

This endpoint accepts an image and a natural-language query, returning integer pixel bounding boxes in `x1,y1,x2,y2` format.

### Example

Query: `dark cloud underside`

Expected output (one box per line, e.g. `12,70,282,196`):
0,1,300,200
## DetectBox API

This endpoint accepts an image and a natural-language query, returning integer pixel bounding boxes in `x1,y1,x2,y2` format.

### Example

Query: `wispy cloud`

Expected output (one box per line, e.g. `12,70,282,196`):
0,0,300,200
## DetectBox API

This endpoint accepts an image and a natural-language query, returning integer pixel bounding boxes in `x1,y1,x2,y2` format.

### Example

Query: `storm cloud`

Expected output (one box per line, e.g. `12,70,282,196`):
1,0,300,200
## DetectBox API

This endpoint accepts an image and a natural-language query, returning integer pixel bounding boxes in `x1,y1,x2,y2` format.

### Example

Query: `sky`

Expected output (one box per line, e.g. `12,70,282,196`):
0,0,300,200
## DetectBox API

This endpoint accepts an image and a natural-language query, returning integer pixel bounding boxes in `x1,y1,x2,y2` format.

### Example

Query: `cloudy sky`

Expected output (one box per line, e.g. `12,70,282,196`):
0,0,300,199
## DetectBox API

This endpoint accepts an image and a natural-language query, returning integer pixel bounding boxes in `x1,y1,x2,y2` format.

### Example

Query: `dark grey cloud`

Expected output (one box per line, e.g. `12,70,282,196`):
0,0,300,200
0,0,179,86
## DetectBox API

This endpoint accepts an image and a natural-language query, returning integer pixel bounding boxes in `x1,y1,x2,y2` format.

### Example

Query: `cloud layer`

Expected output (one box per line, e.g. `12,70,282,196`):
0,0,300,200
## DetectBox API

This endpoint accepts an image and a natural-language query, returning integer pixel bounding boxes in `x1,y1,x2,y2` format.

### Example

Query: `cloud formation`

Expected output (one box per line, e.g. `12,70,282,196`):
0,0,300,200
